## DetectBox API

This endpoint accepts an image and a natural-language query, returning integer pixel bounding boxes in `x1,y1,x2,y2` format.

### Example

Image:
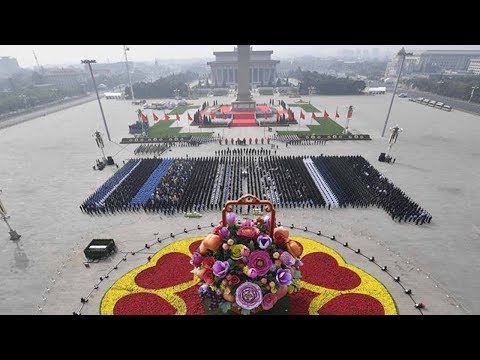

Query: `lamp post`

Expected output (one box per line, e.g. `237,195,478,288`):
308,86,315,125
123,45,135,101
381,48,413,137
82,59,111,142
93,130,106,160
0,190,21,241
469,86,479,103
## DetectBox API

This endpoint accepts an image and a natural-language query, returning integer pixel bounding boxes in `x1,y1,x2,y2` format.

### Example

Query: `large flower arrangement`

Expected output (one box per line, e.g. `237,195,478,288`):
191,213,304,314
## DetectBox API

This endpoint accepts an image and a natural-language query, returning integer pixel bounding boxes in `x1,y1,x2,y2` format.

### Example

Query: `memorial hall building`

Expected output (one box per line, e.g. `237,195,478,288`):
207,47,279,86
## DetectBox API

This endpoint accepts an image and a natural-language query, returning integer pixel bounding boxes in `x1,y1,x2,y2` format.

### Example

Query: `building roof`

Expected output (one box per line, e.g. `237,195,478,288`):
420,50,480,56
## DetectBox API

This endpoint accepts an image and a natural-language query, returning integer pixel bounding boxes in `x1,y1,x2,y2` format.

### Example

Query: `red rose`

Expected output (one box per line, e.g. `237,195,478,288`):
229,275,240,286
256,216,264,224
202,256,215,269
202,268,215,285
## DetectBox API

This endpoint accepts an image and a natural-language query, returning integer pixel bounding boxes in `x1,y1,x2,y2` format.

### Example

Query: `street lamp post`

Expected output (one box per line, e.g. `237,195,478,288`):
123,45,135,101
308,86,315,125
0,190,21,241
381,48,413,137
469,86,479,103
82,59,112,142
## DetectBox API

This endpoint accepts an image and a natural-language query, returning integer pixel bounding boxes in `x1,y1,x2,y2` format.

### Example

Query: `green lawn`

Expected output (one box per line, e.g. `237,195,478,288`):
147,120,213,138
168,104,199,115
288,103,320,113
277,117,344,136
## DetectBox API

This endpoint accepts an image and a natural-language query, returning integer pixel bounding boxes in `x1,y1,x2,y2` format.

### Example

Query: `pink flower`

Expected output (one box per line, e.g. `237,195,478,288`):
247,268,258,278
262,292,278,311
237,226,260,239
241,247,251,257
248,250,273,277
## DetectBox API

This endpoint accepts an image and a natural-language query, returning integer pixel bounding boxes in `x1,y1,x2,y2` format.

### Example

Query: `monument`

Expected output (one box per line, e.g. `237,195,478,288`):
231,45,257,111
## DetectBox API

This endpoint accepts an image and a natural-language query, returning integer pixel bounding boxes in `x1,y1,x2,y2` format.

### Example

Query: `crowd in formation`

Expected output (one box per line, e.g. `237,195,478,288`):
273,134,328,145
81,155,431,225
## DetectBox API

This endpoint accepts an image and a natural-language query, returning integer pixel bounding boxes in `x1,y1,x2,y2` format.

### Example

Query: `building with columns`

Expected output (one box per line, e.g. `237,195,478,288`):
207,46,279,86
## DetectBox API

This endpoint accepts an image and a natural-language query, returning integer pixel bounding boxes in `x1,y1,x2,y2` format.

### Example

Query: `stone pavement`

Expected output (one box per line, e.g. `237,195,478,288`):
1,94,478,314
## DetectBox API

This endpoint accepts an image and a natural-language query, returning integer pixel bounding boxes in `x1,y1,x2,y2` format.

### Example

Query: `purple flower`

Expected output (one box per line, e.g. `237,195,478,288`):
247,268,258,278
276,268,293,286
212,260,230,278
226,212,236,225
263,215,271,228
235,282,263,310
247,250,273,277
218,226,230,240
190,252,203,267
280,252,295,267
295,259,304,267
257,234,272,250
240,247,250,257
262,292,278,311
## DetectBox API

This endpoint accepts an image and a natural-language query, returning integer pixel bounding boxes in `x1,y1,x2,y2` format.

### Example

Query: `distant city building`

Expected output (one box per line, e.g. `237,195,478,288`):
207,46,279,86
385,50,480,77
0,56,20,78
417,50,480,73
385,55,421,77
40,68,85,91
467,58,480,75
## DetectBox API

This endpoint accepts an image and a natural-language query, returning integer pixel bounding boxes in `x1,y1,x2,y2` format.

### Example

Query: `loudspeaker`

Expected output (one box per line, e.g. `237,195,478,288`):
106,156,114,165
378,152,386,162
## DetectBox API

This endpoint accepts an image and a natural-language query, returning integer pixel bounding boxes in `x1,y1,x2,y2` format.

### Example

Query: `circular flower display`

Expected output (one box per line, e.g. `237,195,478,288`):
235,282,263,310
100,236,398,315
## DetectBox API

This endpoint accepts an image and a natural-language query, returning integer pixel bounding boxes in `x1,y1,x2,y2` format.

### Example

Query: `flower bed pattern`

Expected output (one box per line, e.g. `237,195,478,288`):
100,236,397,315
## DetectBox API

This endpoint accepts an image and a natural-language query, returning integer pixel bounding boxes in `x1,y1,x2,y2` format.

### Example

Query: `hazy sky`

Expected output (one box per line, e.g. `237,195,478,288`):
2,45,480,68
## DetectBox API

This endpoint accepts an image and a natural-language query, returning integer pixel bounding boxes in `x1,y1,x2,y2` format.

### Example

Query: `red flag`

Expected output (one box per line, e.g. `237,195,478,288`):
347,106,353,119
153,112,159,122
164,112,170,121
187,112,193,121
312,112,317,120
222,112,227,120
141,113,148,123
264,111,268,119
335,107,340,119
323,110,329,119
300,111,305,120
176,113,180,121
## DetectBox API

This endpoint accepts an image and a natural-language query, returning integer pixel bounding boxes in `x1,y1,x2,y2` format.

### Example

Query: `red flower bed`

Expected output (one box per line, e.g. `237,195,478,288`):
113,293,176,315
135,253,194,289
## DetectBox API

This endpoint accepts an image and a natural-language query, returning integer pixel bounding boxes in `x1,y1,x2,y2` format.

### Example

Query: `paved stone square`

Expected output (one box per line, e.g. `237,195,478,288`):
1,94,478,314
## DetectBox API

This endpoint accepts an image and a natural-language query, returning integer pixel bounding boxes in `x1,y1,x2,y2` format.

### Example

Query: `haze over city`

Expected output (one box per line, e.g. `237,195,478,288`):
2,45,480,67
1,43,480,317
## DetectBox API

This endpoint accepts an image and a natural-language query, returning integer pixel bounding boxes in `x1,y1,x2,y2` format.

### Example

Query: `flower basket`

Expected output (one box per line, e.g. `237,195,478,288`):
190,194,304,315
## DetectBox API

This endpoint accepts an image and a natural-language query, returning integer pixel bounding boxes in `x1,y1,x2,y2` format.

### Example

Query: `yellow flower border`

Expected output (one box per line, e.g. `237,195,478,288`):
290,236,397,315
100,236,397,315
100,237,203,315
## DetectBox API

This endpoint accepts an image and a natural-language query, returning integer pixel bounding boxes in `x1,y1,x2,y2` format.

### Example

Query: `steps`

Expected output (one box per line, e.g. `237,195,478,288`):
231,112,257,127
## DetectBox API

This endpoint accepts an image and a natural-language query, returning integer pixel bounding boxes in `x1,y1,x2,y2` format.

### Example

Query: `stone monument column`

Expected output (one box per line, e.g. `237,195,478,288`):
232,45,256,111
236,45,252,102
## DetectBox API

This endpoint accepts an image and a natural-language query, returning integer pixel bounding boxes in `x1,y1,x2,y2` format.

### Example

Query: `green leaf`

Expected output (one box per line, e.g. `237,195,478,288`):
248,240,255,251
294,270,302,279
